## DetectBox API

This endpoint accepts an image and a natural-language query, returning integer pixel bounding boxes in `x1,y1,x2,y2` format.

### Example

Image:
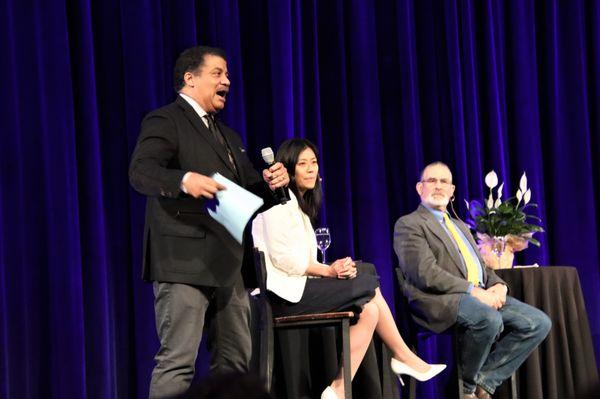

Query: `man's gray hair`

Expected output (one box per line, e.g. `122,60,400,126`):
419,161,451,181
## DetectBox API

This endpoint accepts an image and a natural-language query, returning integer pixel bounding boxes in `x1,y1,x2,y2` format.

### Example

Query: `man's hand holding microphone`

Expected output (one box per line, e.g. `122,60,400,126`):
181,147,289,202
261,147,291,204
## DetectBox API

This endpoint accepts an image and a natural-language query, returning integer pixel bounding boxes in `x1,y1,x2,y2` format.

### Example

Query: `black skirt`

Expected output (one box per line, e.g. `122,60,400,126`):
270,262,380,317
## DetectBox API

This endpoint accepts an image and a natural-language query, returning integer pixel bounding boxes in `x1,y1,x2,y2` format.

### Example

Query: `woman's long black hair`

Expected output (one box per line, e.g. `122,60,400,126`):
276,138,323,221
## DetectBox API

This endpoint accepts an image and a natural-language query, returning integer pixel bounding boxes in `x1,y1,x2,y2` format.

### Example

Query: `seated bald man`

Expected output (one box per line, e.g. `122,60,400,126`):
393,162,551,399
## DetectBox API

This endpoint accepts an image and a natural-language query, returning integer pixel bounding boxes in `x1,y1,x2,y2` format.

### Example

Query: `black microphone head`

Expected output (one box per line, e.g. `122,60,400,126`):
261,147,275,164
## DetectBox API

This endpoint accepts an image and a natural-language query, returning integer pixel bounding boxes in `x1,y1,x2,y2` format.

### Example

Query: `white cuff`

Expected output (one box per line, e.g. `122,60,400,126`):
180,172,192,194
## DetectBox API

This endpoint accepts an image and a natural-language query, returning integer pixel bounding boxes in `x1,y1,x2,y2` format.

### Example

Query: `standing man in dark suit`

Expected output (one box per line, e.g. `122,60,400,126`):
393,162,551,399
129,46,289,398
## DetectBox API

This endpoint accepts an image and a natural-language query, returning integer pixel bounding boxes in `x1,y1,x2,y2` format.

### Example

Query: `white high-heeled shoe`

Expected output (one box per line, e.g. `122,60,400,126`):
321,386,338,399
390,357,446,386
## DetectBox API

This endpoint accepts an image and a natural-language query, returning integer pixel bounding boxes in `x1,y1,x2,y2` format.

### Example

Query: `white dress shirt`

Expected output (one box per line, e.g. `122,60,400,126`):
252,190,318,302
179,92,210,127
178,93,208,192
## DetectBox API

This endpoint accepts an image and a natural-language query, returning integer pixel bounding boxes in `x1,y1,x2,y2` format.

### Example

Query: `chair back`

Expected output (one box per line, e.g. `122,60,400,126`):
394,268,420,338
252,248,274,391
254,248,269,298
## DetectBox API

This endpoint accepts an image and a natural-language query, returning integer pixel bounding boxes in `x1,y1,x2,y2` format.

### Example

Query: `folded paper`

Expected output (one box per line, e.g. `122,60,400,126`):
207,173,264,244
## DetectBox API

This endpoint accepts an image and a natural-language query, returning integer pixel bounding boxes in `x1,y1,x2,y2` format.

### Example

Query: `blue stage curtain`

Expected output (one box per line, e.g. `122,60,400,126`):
1,0,599,397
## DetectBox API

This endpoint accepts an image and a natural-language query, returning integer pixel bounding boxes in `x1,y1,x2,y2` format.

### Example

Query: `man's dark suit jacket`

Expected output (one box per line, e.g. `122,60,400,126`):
129,96,274,287
393,204,506,333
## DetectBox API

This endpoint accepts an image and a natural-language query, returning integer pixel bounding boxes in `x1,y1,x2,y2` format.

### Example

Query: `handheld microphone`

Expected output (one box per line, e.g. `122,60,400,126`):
261,147,290,204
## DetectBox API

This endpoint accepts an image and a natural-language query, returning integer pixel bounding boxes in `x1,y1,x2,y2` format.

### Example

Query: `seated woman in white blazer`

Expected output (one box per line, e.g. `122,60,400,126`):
252,138,445,399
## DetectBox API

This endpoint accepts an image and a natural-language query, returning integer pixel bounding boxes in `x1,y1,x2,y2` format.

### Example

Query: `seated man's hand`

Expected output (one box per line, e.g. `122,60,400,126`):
262,162,290,191
471,286,503,309
487,284,508,305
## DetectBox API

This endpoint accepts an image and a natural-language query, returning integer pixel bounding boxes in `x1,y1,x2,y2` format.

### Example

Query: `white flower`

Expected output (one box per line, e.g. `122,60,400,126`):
485,171,498,189
487,193,494,209
497,182,504,200
494,198,501,208
519,172,528,194
464,199,470,210
523,188,531,205
516,188,523,204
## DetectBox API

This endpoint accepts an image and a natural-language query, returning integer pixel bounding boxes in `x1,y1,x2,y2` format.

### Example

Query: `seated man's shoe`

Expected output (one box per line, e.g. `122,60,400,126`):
475,385,492,399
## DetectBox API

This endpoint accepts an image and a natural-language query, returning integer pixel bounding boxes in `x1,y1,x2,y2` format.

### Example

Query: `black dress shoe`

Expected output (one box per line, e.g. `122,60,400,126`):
475,386,492,399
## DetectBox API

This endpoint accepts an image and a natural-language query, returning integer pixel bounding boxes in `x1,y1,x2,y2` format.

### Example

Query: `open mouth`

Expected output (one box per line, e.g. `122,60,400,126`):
216,90,228,100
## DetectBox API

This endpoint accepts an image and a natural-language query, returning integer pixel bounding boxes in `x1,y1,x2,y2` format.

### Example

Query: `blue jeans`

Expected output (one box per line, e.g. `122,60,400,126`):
456,294,551,394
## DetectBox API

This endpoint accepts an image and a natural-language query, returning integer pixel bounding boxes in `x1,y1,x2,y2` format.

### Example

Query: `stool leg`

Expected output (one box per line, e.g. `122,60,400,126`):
510,372,518,399
454,333,463,398
408,344,417,399
457,366,464,399
341,319,352,399
265,321,274,392
409,376,417,399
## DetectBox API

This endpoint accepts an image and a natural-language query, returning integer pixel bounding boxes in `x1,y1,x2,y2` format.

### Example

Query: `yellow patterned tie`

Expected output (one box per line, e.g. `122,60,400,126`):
443,213,480,286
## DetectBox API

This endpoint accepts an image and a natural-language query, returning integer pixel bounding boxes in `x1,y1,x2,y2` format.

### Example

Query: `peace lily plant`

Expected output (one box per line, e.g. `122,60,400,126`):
465,171,544,269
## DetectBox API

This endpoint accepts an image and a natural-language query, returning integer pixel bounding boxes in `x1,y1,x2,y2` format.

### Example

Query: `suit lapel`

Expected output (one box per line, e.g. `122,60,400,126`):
417,205,468,278
176,97,238,176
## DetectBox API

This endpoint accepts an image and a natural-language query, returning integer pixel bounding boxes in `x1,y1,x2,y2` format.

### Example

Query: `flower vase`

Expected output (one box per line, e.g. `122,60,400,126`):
476,233,530,269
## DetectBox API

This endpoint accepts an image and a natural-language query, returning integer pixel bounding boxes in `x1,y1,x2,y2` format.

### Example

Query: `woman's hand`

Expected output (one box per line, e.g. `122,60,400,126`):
330,257,358,279
306,257,358,279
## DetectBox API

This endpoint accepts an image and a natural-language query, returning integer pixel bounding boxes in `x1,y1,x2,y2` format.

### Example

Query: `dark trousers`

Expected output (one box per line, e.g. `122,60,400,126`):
456,294,551,394
149,274,251,399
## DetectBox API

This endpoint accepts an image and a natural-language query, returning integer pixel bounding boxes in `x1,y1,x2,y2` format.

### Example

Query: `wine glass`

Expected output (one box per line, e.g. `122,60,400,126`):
315,227,331,264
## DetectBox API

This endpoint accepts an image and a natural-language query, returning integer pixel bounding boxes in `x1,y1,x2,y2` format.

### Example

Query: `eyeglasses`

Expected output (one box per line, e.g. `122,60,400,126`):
421,178,452,186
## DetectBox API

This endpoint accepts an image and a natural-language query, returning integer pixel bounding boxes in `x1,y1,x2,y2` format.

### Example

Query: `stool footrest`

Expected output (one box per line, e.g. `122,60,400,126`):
274,311,355,325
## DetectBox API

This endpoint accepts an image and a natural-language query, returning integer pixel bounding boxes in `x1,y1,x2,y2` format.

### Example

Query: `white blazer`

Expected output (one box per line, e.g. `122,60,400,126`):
252,190,318,303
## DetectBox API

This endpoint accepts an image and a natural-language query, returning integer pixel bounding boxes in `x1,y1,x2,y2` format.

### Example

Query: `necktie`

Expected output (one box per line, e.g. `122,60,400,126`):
443,213,480,286
205,115,237,172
